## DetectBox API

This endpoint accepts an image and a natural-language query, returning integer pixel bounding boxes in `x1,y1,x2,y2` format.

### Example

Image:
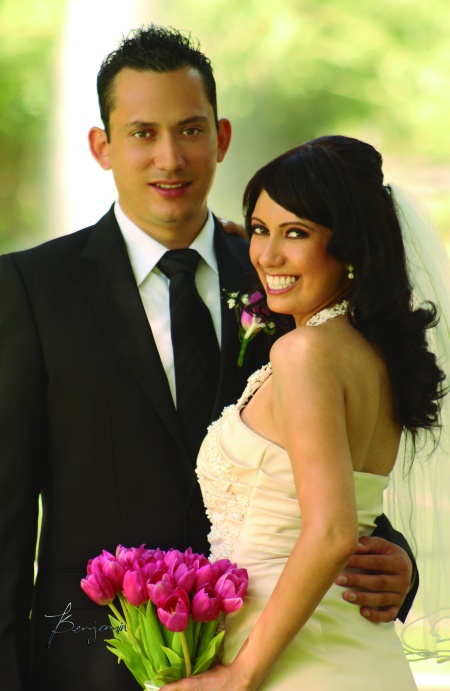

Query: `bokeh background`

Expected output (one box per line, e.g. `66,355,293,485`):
1,0,449,687
1,0,450,252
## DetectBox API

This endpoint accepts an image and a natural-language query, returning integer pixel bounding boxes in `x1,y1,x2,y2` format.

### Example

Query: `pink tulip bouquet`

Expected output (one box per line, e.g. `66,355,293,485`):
225,290,276,366
80,545,248,689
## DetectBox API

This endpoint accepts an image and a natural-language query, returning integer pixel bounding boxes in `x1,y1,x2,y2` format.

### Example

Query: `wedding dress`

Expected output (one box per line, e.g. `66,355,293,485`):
197,357,417,690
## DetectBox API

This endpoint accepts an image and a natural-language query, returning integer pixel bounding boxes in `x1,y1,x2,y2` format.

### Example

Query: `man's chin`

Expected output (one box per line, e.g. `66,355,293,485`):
136,208,207,244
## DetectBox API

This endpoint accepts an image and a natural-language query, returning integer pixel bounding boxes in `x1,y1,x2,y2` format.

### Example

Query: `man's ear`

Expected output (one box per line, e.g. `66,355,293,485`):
216,118,232,163
88,127,111,170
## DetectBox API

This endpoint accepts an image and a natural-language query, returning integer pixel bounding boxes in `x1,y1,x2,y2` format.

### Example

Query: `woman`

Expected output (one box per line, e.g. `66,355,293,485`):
165,136,447,689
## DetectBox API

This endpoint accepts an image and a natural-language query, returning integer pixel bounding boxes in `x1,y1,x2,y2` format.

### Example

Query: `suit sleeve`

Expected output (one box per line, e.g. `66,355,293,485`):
0,254,46,689
373,514,419,622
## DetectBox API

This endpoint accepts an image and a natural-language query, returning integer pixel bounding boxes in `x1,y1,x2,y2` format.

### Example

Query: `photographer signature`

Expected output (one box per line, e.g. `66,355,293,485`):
45,602,126,649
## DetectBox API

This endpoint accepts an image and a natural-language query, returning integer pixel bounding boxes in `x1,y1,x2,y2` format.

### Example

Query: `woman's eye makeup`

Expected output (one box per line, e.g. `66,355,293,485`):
286,227,310,238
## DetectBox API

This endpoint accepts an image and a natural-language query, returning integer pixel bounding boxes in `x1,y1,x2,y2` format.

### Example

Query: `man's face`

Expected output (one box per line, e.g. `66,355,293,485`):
90,67,231,247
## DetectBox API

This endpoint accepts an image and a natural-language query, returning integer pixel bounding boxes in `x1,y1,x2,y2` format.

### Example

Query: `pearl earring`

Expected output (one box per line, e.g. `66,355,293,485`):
347,265,355,280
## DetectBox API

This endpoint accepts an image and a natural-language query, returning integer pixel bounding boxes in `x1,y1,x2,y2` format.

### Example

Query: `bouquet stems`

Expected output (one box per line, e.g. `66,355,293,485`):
179,631,191,677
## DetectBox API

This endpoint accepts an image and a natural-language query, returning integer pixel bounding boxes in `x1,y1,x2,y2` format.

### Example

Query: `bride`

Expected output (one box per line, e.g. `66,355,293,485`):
164,136,447,690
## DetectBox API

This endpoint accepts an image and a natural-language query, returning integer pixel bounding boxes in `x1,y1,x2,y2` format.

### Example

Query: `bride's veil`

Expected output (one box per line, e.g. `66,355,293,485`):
385,184,450,662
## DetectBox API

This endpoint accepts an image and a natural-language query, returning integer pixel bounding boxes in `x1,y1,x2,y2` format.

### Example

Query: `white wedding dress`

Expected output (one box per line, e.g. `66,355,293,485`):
196,363,417,690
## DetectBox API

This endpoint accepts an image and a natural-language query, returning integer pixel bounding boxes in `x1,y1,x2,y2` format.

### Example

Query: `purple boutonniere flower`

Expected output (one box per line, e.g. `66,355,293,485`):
225,290,275,366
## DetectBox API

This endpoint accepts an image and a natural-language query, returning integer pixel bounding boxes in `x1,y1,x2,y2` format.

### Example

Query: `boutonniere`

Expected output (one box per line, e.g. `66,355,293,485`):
224,290,275,367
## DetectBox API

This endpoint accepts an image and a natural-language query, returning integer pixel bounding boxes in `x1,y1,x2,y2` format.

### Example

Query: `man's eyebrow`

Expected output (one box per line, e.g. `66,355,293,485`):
178,116,209,126
124,116,209,129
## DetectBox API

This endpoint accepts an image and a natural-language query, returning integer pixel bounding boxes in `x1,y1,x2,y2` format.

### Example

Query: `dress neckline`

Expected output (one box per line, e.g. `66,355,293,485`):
305,299,349,326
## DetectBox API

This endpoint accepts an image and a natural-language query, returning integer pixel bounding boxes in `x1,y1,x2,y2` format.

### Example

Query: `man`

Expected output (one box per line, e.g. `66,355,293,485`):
0,26,416,691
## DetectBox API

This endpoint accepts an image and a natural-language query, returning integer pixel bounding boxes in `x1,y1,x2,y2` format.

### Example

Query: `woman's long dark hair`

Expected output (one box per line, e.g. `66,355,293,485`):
243,135,446,447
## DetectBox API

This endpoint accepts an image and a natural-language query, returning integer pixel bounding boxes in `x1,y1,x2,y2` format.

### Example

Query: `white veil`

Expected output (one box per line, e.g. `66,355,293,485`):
384,184,450,663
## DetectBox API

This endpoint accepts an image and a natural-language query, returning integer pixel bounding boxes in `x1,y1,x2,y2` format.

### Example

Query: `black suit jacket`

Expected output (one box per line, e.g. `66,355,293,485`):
0,208,269,690
0,208,417,690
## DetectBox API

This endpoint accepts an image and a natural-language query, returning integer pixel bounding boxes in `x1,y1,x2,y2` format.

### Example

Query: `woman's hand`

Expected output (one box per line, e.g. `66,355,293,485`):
161,662,254,691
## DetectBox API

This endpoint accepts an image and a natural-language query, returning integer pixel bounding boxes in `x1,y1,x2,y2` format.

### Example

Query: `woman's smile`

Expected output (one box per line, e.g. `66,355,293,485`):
265,274,299,293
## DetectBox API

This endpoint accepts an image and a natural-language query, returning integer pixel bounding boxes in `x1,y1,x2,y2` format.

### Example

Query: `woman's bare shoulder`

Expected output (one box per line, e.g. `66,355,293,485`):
270,319,384,384
271,319,351,367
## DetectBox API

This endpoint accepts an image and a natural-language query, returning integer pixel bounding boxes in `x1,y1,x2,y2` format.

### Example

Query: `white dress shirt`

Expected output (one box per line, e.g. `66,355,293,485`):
115,202,221,405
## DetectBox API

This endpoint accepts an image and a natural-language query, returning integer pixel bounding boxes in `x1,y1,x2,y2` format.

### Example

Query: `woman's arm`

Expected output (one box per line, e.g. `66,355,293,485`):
165,329,360,690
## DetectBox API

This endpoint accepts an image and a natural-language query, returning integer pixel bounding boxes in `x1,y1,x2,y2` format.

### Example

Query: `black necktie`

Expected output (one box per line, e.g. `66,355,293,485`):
157,249,220,460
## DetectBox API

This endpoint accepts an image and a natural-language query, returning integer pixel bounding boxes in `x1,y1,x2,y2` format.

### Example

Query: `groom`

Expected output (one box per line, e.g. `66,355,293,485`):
0,26,416,691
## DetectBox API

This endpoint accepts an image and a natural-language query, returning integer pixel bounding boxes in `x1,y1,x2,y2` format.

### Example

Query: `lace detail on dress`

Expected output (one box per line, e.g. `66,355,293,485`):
196,406,249,561
197,364,272,561
235,362,272,409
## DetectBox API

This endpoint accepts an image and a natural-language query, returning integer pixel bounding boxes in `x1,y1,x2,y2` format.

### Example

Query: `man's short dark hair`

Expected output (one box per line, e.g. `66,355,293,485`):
97,25,218,139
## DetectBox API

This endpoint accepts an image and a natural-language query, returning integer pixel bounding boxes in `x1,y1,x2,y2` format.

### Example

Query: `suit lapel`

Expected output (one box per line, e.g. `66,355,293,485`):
65,208,187,453
212,218,260,419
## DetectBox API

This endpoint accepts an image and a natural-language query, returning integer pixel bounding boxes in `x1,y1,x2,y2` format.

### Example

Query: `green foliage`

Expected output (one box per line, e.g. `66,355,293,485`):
192,629,224,675
1,0,449,249
157,0,450,239
102,598,223,688
168,0,450,154
0,0,65,252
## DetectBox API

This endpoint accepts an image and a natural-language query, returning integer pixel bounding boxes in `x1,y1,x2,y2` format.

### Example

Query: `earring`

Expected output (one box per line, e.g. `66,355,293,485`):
347,265,355,280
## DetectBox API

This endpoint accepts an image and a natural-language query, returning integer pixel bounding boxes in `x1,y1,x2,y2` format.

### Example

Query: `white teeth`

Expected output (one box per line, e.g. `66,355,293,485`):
156,183,184,189
266,275,297,289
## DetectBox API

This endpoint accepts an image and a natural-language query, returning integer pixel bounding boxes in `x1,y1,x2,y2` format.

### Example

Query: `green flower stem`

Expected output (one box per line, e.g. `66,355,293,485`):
237,339,250,367
108,600,127,627
237,318,264,366
179,631,192,677
192,621,201,658
118,594,141,649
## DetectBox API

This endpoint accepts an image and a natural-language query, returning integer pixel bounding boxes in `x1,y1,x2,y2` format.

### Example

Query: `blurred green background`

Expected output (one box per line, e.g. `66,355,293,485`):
0,0,449,253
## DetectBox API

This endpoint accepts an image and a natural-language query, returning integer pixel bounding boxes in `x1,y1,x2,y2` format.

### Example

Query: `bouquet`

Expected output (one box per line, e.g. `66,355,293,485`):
80,544,248,689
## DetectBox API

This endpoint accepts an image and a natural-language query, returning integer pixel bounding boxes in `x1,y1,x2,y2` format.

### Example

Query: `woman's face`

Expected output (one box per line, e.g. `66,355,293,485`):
249,189,349,326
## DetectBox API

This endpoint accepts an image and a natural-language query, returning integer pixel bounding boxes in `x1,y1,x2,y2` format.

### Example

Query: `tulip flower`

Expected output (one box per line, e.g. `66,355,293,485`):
194,563,215,590
87,551,125,592
182,547,209,570
163,548,183,568
162,549,198,595
116,544,149,568
147,572,175,606
80,572,117,606
122,562,158,606
194,558,233,590
172,562,197,594
157,588,190,632
212,559,236,579
191,585,221,623
215,569,249,614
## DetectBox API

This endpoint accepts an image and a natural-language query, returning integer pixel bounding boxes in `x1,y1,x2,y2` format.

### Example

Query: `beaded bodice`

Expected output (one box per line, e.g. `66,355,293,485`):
196,299,351,562
196,365,273,561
